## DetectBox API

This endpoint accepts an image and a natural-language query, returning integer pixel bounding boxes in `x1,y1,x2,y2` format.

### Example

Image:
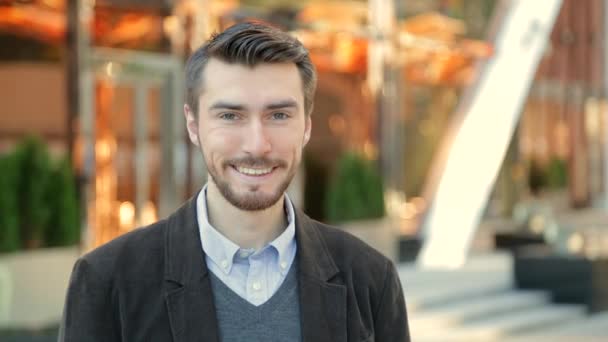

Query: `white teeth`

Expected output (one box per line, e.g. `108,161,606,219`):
236,166,272,176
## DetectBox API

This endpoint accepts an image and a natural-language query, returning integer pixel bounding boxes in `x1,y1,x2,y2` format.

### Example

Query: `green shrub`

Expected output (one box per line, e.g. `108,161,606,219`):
527,159,545,195
527,158,568,195
325,151,385,223
0,152,20,252
45,157,81,247
545,157,568,189
14,136,53,248
0,136,81,252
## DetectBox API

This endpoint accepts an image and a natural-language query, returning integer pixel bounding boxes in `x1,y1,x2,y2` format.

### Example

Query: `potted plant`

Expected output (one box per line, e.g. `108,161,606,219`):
0,152,20,253
326,151,385,222
325,151,396,261
44,157,81,247
545,157,568,189
14,136,52,249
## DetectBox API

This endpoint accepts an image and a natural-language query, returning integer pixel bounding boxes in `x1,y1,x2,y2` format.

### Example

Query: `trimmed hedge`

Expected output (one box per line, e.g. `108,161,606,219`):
325,151,385,223
0,136,80,252
14,136,53,247
0,153,20,252
45,158,80,247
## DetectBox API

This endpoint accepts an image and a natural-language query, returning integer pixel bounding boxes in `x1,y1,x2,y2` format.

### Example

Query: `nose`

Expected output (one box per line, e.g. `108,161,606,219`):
242,119,271,156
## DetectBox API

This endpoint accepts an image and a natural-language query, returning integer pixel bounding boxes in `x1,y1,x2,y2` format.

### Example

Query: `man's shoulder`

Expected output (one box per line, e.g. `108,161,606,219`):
307,218,391,270
78,219,169,278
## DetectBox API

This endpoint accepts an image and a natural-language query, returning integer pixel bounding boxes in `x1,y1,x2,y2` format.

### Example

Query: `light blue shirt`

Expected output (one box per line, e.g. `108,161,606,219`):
197,185,297,306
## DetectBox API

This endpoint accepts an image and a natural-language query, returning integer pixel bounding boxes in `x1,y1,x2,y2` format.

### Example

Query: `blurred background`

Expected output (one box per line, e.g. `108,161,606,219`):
0,0,607,340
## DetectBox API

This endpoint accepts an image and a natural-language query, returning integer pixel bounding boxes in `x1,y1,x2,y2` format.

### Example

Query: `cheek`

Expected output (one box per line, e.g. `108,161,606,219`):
200,130,242,161
272,131,304,159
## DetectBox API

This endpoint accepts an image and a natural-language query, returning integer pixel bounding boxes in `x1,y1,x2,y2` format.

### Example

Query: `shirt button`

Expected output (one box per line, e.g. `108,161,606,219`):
252,282,261,291
280,261,288,270
221,260,229,269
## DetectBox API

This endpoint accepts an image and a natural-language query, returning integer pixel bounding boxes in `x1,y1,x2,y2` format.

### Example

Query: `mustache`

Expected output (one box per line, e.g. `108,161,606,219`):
224,156,287,169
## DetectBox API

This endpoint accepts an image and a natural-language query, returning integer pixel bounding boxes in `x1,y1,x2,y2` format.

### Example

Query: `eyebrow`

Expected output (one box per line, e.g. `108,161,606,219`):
208,99,298,111
208,101,245,111
265,99,298,110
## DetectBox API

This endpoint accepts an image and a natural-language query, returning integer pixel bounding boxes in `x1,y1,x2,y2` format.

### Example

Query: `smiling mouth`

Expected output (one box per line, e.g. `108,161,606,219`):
233,165,274,176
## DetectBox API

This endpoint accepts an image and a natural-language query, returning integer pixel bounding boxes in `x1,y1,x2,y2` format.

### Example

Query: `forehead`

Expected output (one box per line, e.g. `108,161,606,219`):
200,58,304,109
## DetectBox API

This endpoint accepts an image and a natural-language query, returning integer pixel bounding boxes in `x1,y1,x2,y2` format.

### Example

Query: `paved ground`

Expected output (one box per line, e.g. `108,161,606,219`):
0,327,58,342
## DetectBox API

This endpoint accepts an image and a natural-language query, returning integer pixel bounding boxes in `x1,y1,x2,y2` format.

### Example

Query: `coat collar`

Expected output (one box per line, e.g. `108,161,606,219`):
164,192,218,341
163,194,347,342
292,206,340,281
293,207,347,342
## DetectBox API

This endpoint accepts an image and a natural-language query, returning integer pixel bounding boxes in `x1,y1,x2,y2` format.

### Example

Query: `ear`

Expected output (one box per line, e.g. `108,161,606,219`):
303,115,312,146
184,104,200,146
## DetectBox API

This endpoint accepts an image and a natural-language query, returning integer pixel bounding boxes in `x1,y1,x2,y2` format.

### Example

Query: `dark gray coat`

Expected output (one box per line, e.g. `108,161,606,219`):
59,195,410,341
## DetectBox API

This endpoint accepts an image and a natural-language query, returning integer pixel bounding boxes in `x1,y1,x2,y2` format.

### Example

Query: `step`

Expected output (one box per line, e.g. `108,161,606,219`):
410,290,549,331
398,251,513,284
415,304,585,341
405,271,512,311
0,264,11,325
512,311,608,340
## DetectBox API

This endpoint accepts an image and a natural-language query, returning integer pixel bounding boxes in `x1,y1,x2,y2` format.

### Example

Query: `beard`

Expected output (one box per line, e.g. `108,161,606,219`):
199,142,297,211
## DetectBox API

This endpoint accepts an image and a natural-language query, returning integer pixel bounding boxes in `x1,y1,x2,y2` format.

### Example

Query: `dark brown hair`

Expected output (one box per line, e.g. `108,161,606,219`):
185,21,317,117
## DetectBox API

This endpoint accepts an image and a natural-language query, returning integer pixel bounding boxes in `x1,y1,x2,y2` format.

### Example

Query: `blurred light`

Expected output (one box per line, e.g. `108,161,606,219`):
399,202,418,220
410,197,427,212
529,214,545,234
119,201,135,231
163,15,179,37
543,222,558,244
105,62,115,78
328,114,346,135
363,141,378,160
142,201,158,226
567,233,584,254
384,189,406,218
585,97,604,139
95,136,116,161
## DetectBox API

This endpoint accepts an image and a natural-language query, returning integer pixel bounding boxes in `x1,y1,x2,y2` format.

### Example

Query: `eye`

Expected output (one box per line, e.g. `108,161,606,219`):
219,112,238,120
271,112,289,120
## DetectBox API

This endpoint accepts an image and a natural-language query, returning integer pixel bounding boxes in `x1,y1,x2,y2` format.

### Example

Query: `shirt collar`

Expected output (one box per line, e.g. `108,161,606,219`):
197,184,296,275
270,191,296,274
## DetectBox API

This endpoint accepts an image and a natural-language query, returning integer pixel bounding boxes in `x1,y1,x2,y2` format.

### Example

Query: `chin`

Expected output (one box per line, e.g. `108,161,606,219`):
217,181,288,211
230,192,284,211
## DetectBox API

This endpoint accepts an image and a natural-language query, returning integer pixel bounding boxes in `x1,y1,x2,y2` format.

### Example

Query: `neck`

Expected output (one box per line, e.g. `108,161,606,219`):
205,182,288,250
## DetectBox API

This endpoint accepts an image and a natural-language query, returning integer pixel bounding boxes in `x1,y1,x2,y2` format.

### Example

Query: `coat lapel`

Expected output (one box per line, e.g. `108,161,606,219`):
295,209,347,342
164,194,220,342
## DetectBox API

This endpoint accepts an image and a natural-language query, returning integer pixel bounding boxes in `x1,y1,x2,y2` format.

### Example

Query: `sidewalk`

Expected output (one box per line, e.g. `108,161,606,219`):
0,327,58,342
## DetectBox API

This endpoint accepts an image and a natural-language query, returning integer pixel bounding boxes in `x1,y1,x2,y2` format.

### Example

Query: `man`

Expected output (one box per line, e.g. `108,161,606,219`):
59,22,410,342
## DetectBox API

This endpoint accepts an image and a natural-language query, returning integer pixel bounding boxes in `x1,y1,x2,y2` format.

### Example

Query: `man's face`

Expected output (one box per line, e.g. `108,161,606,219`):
185,58,311,211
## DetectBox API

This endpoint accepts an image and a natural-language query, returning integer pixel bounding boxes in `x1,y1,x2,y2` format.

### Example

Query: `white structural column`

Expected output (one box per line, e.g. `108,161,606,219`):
134,83,149,226
602,1,608,210
368,0,406,205
78,0,96,249
418,0,563,268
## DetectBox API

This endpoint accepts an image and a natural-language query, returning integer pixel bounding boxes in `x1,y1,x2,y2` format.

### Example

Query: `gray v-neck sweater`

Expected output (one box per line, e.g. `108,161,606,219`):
208,263,302,342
